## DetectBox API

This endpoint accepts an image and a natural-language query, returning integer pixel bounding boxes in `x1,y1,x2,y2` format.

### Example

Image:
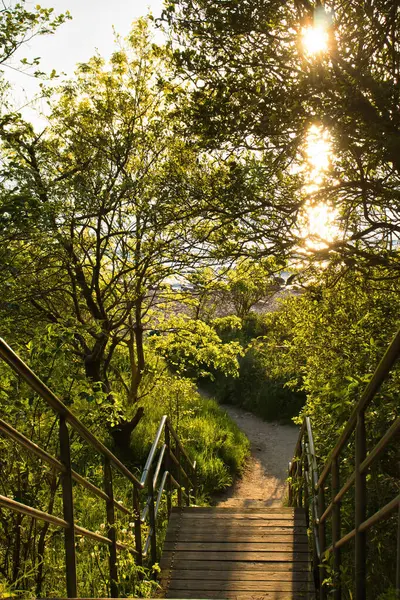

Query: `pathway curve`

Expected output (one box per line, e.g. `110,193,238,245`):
217,405,299,507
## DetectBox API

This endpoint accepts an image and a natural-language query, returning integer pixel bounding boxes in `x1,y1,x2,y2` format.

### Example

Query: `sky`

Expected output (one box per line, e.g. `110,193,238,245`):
4,0,164,124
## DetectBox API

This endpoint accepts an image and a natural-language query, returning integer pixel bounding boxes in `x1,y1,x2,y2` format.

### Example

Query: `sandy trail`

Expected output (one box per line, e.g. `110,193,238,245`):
217,405,299,507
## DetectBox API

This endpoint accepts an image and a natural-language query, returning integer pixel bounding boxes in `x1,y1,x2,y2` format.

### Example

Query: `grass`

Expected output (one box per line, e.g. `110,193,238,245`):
130,378,250,499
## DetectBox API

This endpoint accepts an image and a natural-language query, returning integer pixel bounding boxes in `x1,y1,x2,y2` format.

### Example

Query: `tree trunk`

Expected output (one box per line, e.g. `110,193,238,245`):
110,406,144,455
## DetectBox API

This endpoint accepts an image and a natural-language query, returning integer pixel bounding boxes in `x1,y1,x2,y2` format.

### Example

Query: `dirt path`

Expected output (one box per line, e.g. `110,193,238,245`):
217,405,299,507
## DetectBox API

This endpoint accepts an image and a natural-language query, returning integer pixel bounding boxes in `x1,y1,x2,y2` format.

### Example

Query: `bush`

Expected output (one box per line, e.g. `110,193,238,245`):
207,313,306,422
0,344,249,598
130,375,249,498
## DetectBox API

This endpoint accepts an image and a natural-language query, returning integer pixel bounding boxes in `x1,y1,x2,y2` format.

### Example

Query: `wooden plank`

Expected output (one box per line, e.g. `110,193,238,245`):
160,550,310,566
162,570,312,582
169,518,306,528
167,524,307,536
161,559,311,572
170,512,305,521
168,519,306,531
166,580,314,592
165,591,313,599
164,531,309,543
163,541,310,552
173,507,304,514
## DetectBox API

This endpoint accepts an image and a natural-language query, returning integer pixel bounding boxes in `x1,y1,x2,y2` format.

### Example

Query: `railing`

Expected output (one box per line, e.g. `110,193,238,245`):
288,328,400,600
0,337,197,598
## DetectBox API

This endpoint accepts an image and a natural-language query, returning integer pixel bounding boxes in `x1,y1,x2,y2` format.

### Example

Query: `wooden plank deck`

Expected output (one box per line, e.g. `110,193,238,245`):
160,505,315,599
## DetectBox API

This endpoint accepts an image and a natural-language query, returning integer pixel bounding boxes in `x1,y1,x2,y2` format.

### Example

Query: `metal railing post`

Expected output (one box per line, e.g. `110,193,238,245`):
185,463,191,507
318,485,327,600
193,461,197,505
332,456,341,600
104,457,118,598
396,503,400,596
355,412,367,600
148,463,157,565
133,484,143,568
298,444,303,508
59,416,77,598
176,445,182,507
165,427,172,516
288,461,293,506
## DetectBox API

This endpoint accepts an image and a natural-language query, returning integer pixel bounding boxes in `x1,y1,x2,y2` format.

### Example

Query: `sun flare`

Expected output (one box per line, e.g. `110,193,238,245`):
304,202,339,248
300,125,338,250
305,125,331,181
302,26,329,55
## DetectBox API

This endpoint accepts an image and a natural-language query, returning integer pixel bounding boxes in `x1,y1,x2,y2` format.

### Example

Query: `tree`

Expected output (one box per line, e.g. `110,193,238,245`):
226,258,283,319
0,20,229,451
164,0,400,274
259,266,399,594
0,2,69,69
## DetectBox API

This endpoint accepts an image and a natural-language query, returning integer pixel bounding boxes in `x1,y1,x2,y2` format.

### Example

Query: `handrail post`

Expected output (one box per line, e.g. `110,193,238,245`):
193,461,197,505
165,427,172,516
104,457,118,598
185,464,191,507
298,443,303,508
303,441,309,523
288,461,293,506
59,415,77,598
355,412,367,600
133,484,143,568
176,445,182,507
318,485,327,600
396,503,400,596
332,456,341,600
148,463,157,565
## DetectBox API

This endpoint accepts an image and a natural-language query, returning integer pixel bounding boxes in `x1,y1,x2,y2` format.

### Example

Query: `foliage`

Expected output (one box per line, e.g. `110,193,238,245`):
225,258,284,319
130,372,249,496
0,337,249,596
0,18,238,452
258,267,399,597
208,313,306,422
0,17,253,596
0,1,70,72
164,0,400,273
150,315,243,379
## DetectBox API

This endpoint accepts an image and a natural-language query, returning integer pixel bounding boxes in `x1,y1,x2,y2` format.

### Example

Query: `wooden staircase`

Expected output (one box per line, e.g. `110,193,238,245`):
160,502,314,599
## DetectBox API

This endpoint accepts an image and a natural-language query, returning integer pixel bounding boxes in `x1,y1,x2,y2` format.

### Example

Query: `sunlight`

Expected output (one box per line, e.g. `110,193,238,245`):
302,26,329,55
300,125,339,250
304,201,339,249
305,124,331,182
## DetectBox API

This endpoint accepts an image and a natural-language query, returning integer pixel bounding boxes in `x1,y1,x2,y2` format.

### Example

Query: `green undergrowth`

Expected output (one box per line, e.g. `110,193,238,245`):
0,346,249,598
130,377,250,499
203,313,306,423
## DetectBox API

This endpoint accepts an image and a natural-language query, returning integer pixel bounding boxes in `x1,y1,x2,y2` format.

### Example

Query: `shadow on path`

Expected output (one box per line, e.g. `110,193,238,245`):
216,404,299,507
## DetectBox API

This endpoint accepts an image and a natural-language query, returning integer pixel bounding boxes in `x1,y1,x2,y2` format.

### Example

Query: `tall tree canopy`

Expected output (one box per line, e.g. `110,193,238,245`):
0,20,213,447
0,20,265,449
0,1,70,89
164,0,400,273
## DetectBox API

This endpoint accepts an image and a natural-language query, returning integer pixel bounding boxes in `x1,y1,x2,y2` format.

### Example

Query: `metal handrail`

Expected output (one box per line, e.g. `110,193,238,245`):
0,337,197,598
288,328,400,600
0,338,141,487
140,415,168,487
317,327,400,488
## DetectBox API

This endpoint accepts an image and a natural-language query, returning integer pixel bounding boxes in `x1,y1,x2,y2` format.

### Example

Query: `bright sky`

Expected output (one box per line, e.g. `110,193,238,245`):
4,0,164,124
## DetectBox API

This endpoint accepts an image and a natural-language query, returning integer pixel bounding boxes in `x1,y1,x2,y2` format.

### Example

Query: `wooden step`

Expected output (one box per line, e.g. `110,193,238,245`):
165,532,309,543
162,570,312,582
163,541,310,552
160,506,313,599
166,580,314,592
213,498,286,508
175,506,300,513
165,593,314,599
